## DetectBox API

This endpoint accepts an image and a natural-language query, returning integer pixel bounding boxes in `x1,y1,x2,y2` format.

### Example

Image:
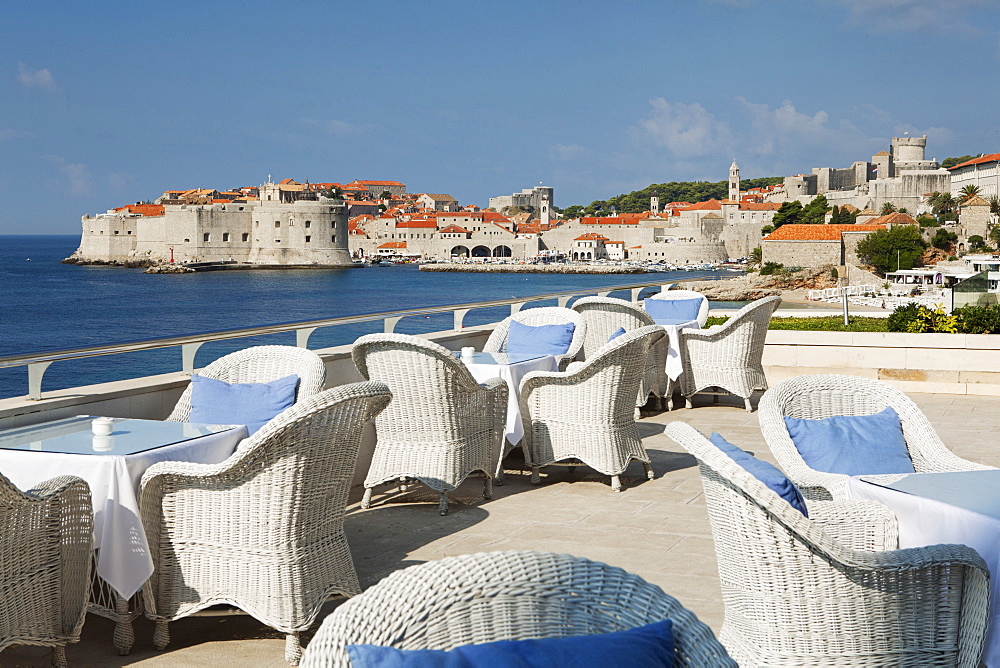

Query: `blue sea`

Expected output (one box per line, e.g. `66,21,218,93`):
0,235,733,400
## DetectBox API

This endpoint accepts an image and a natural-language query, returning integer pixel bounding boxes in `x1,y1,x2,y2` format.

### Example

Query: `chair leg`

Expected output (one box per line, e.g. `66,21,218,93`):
495,469,505,486
483,476,493,500
438,491,449,516
744,397,753,412
360,487,373,509
643,462,654,480
530,467,541,485
51,646,67,668
685,396,693,409
153,620,170,650
285,632,303,665
611,475,622,492
114,594,135,655
634,406,641,419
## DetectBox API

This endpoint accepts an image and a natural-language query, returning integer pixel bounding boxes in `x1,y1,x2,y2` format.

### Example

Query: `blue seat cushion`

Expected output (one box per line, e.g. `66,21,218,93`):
507,320,576,356
643,297,703,322
782,407,915,475
710,432,808,516
346,619,675,667
188,373,299,435
607,326,627,343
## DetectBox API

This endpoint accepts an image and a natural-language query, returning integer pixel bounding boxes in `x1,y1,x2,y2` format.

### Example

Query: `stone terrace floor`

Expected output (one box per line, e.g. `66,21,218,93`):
7,389,1000,666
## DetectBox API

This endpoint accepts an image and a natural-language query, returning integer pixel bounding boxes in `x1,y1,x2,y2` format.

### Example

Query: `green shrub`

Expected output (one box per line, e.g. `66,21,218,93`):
955,305,1000,334
887,303,958,333
917,216,939,228
758,262,785,276
830,267,839,279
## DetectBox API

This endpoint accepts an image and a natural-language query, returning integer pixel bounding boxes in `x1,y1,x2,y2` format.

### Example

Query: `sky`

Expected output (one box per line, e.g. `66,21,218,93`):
1,0,998,234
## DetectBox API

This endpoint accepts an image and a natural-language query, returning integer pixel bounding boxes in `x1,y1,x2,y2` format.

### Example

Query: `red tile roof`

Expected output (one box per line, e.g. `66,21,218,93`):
739,202,781,211
438,224,470,234
378,241,407,249
867,212,918,226
575,233,610,241
396,218,437,228
357,180,405,187
580,215,641,225
763,224,885,241
114,204,165,217
679,199,722,211
948,153,1000,170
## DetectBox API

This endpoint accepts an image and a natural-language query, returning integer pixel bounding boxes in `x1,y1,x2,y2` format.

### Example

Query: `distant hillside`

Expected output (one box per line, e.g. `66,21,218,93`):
560,177,784,217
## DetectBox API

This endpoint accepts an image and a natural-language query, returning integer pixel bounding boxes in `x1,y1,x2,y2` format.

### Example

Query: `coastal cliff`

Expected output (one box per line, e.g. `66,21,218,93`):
682,266,838,300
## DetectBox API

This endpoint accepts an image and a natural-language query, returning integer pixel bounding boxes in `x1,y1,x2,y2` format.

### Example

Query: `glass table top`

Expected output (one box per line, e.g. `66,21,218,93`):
456,352,549,365
0,415,240,456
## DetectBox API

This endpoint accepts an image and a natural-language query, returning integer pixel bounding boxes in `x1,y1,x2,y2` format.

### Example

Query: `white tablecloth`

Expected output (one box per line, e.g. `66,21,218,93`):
652,319,700,380
846,472,1000,666
462,354,558,445
0,424,247,599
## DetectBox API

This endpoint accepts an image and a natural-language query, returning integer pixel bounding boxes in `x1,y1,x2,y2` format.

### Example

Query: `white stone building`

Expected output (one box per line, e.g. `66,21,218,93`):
949,153,1000,199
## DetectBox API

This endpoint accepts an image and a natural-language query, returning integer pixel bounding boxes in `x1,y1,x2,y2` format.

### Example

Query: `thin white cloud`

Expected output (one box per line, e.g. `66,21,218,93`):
50,157,95,197
549,143,586,161
300,117,358,137
834,0,992,34
634,98,732,159
737,97,875,160
17,62,58,92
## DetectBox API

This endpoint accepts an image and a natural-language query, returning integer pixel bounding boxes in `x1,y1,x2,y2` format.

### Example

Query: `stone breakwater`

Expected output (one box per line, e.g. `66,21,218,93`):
682,266,837,301
419,263,646,274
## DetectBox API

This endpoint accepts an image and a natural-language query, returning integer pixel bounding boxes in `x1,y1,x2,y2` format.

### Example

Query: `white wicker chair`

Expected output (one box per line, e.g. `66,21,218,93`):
665,421,990,667
677,295,780,412
519,325,666,492
759,374,996,501
0,473,92,668
572,296,668,409
352,333,506,515
166,344,327,422
299,550,736,668
140,381,392,665
646,288,710,327
484,306,585,370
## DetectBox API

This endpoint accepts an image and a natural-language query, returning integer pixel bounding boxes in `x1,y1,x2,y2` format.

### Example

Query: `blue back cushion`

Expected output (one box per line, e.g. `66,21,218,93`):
710,432,808,516
643,297,703,322
346,619,674,668
507,319,576,356
607,326,627,343
783,406,915,475
189,373,299,435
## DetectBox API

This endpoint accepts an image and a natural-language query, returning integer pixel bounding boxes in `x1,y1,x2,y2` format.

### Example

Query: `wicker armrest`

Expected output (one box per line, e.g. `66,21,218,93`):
24,475,91,501
807,500,898,551
476,376,506,392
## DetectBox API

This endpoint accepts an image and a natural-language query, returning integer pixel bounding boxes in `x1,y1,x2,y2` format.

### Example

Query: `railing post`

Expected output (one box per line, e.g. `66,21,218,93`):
597,291,610,298
27,361,52,400
182,342,204,375
384,316,403,334
557,296,571,307
510,303,525,316
295,327,317,348
631,287,644,302
453,308,469,331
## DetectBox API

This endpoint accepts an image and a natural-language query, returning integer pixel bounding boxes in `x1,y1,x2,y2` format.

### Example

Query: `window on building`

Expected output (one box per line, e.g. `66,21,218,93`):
275,221,280,228
223,232,230,242
275,239,281,243
203,233,211,242
127,231,132,235
242,233,249,242
114,231,119,235
255,221,259,228
184,238,190,242
305,221,311,228
331,235,336,243
305,236,311,243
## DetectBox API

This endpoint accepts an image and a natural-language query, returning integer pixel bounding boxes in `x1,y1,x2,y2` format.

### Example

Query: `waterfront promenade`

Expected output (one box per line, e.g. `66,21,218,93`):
6,389,999,666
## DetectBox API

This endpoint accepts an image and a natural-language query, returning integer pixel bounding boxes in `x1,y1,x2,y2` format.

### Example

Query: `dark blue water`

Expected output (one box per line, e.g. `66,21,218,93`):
0,235,729,399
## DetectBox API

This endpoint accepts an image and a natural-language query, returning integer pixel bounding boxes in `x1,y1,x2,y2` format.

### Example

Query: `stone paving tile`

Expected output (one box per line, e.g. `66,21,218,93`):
13,389,1000,666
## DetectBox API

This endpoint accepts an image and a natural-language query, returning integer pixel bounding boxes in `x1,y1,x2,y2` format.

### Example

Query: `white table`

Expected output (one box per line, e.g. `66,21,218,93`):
650,318,700,380
0,415,247,653
460,352,558,445
846,471,1000,666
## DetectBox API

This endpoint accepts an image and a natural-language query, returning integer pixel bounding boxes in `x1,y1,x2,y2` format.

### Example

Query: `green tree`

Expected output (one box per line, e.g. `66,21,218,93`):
379,190,393,200
800,195,829,224
561,205,584,219
771,200,803,228
990,226,1000,247
988,195,1000,217
917,215,939,228
941,155,978,169
855,225,927,275
880,202,897,215
749,247,762,267
924,191,958,218
931,228,958,250
968,235,986,250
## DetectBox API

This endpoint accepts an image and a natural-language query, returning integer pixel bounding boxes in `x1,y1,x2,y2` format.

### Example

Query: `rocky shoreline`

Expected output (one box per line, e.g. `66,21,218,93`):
681,266,838,301
61,256,157,268
419,263,646,274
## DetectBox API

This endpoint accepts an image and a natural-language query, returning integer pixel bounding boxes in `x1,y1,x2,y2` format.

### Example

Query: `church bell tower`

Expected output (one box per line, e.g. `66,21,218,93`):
728,159,740,201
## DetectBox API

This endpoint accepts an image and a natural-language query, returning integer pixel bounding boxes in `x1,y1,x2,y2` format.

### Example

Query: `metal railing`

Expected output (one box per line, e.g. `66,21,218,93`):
1,280,681,400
